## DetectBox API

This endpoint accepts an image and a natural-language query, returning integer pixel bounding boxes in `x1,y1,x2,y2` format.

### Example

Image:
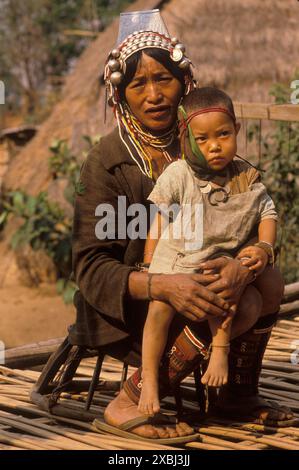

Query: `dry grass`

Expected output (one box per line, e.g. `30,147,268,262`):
163,0,299,101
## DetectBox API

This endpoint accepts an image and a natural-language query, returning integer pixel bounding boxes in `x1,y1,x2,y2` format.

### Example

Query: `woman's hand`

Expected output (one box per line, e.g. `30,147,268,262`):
237,246,268,276
152,272,230,323
198,257,254,307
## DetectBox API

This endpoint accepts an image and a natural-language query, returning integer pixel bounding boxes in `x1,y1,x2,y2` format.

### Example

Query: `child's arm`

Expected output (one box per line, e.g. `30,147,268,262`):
258,218,276,246
237,218,277,275
143,211,163,264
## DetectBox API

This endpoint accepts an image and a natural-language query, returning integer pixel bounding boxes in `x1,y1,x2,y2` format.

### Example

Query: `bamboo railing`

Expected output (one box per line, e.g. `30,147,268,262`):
234,102,299,122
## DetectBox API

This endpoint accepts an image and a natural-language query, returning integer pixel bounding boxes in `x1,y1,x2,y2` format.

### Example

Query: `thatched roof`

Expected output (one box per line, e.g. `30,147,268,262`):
3,0,298,195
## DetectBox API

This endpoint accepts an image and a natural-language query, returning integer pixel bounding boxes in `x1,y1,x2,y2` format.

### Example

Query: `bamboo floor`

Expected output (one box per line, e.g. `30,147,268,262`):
0,314,298,451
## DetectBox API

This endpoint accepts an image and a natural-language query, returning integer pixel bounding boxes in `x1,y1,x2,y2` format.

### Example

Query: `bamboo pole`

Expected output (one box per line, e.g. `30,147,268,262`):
0,430,59,450
282,282,299,302
185,441,230,450
0,396,178,451
272,327,299,339
0,414,99,450
234,102,299,122
279,301,299,315
203,424,299,450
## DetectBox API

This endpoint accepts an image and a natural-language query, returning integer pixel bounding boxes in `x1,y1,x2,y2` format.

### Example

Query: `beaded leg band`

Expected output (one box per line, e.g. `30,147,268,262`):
227,311,279,397
123,325,210,404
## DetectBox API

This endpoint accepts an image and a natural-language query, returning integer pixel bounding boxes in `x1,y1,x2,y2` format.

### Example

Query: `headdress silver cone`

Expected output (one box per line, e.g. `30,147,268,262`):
116,9,169,45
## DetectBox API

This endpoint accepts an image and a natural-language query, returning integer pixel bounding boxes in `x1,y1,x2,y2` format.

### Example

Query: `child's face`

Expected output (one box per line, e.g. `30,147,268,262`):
189,111,240,171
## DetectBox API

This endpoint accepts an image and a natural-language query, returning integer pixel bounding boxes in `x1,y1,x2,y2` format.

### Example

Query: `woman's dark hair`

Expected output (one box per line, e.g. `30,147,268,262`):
118,48,187,101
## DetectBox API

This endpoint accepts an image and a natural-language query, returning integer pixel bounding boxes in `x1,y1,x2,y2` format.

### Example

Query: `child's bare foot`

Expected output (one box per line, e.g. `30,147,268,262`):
138,376,160,416
201,345,230,387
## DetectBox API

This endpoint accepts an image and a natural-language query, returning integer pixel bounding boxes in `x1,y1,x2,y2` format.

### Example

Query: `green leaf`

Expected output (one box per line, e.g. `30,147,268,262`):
49,139,63,152
0,211,8,225
11,231,26,249
62,281,78,304
12,191,25,213
26,195,37,216
75,180,86,196
63,184,75,205
56,278,66,295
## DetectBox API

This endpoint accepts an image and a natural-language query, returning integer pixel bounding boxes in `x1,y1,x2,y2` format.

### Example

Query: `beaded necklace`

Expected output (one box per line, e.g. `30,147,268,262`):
116,101,177,178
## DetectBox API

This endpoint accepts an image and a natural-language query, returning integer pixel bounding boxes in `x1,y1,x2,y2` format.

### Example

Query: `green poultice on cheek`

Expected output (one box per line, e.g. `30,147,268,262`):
178,105,209,169
188,125,209,169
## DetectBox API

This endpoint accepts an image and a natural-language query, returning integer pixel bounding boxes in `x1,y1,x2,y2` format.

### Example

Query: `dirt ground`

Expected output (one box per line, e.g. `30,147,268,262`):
0,284,75,349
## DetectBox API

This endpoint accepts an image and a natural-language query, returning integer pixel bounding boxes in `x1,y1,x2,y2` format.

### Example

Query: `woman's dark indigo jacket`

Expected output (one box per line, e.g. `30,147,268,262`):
69,128,154,347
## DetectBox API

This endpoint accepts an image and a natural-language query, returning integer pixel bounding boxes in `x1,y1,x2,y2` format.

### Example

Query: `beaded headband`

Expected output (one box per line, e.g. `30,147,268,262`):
179,107,237,128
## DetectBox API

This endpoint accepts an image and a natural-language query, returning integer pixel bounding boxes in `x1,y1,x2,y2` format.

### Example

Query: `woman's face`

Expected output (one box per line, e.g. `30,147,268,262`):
125,52,183,132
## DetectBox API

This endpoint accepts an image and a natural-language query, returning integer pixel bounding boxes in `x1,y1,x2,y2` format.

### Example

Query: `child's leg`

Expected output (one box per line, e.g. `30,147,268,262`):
138,300,175,415
201,316,231,387
252,265,284,317
230,284,263,339
201,284,263,387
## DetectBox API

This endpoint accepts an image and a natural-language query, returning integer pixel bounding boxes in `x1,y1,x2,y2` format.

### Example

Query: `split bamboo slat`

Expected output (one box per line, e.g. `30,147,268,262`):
234,102,299,122
0,305,298,450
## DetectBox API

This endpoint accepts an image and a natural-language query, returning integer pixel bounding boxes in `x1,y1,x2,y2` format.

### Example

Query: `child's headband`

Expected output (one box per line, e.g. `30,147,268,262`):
178,106,237,129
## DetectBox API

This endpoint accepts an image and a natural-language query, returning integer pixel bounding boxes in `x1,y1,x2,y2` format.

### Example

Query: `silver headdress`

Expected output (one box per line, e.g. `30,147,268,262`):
104,9,195,178
104,9,194,106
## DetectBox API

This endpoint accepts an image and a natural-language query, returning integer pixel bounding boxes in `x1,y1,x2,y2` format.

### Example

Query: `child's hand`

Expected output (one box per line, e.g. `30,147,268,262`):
237,245,268,276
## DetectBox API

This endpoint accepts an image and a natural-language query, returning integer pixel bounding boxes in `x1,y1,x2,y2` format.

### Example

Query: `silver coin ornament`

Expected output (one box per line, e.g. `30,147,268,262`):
171,37,179,46
208,188,230,206
111,49,120,59
179,59,190,70
200,183,212,194
172,48,183,62
198,180,209,188
108,59,120,72
110,71,123,86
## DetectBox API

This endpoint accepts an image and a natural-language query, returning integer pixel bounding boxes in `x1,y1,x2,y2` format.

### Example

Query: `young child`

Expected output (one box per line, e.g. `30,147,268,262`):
138,87,279,416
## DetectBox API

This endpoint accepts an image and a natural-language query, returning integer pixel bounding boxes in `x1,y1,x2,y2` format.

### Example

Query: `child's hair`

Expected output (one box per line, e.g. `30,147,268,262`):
181,87,236,122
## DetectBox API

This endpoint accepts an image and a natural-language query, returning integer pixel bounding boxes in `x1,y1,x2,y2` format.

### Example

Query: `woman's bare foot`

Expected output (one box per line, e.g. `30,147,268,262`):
104,389,193,439
201,346,229,387
138,376,160,416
